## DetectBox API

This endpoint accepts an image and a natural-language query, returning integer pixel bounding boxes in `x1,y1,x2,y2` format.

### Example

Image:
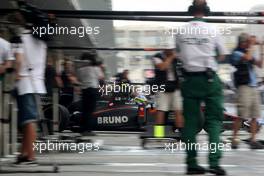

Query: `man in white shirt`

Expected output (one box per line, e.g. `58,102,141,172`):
12,31,47,166
77,52,104,135
176,0,228,175
153,49,183,133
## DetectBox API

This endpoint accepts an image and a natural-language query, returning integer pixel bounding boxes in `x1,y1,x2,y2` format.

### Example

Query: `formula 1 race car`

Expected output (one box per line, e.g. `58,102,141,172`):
45,87,263,133
65,96,153,132
63,98,262,133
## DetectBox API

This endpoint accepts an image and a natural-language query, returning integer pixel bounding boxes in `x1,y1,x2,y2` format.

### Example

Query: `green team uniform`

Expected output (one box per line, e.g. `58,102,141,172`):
175,18,228,168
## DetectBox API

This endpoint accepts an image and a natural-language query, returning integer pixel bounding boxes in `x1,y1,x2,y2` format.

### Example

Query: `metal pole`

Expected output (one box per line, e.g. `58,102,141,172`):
1,18,264,25
1,17,264,25
1,71,17,157
0,81,3,157
10,95,17,155
9,72,17,155
54,15,264,24
48,46,166,51
52,88,59,132
52,50,63,133
2,90,10,157
1,9,264,17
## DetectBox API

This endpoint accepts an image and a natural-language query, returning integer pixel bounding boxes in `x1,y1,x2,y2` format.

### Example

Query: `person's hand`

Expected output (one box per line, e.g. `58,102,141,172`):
171,51,177,59
15,74,21,81
249,39,255,46
166,50,177,60
243,48,254,61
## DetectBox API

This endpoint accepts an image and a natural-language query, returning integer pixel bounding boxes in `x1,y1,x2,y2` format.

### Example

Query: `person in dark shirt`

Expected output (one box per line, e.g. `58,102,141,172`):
45,57,62,96
60,59,79,107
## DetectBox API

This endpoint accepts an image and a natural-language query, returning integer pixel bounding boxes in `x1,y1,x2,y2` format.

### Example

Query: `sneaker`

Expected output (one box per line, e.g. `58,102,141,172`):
250,141,264,150
186,165,206,175
208,166,226,175
13,156,38,167
173,127,182,139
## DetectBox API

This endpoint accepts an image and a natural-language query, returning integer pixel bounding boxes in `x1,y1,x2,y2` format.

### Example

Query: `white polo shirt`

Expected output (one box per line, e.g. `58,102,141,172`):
77,65,103,89
175,19,228,72
0,37,14,64
12,34,47,95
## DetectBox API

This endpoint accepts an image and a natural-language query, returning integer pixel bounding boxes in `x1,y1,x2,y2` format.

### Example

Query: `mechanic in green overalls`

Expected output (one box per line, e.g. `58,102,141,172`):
175,0,228,175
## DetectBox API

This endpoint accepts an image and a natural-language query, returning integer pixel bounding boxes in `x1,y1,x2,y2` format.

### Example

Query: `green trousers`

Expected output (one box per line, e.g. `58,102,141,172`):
181,73,224,168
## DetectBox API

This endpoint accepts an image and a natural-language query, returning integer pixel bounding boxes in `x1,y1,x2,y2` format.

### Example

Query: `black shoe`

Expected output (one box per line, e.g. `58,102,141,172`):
231,143,239,149
81,131,96,136
13,155,38,167
250,141,264,149
209,166,226,175
186,165,206,175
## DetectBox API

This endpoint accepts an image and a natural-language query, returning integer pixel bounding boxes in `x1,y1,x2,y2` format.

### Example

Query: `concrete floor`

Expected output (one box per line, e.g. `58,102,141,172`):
1,130,264,176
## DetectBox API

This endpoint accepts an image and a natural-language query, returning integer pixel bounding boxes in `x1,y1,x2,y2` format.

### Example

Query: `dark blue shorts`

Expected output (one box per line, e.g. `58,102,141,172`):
17,94,39,126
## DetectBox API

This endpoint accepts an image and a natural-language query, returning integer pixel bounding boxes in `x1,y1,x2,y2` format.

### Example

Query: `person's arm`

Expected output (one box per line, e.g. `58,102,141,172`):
231,50,247,65
14,53,23,80
154,51,176,71
69,74,80,86
96,66,105,80
0,61,13,74
242,47,254,61
215,33,228,61
10,36,24,80
52,68,63,88
64,67,80,86
252,43,264,68
55,75,63,88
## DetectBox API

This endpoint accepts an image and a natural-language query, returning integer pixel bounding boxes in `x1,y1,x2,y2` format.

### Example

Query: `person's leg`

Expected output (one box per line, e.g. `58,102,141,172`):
233,86,251,146
181,75,206,170
173,90,184,129
250,89,261,142
22,123,36,160
82,88,93,132
182,97,201,168
204,95,223,167
175,110,184,128
248,89,264,149
82,88,97,132
155,92,169,125
81,89,88,131
250,118,257,141
232,118,242,143
204,75,226,175
156,111,165,125
17,97,28,157
15,94,38,164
